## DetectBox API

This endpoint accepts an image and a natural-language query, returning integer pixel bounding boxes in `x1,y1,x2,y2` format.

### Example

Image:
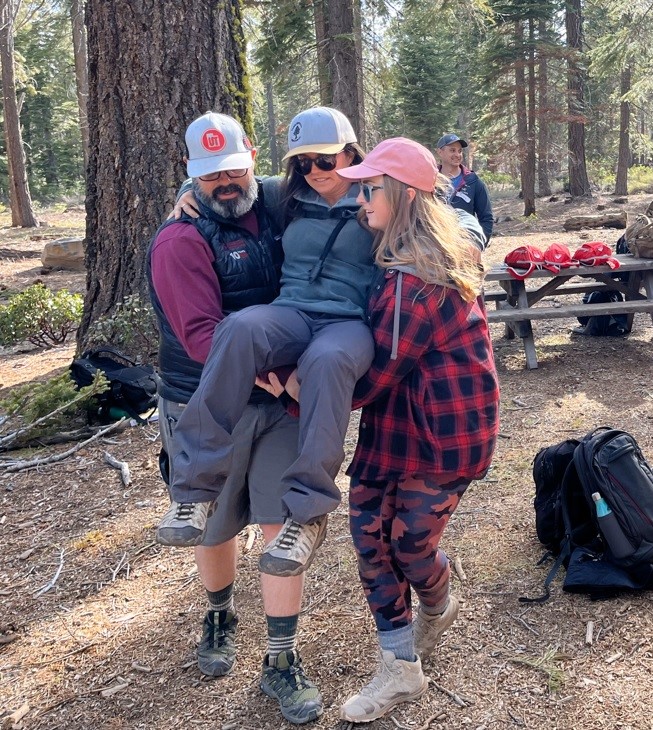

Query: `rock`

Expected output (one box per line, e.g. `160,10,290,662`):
41,237,85,271
612,197,628,204
548,195,559,202
596,204,607,211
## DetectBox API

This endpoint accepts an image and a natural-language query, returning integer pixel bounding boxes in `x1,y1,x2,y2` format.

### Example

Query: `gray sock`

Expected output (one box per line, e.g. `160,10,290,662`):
266,614,298,661
378,623,416,663
207,582,235,614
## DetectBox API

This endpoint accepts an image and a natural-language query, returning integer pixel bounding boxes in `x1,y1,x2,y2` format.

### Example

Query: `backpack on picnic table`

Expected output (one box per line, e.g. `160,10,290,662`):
522,427,653,602
70,346,158,423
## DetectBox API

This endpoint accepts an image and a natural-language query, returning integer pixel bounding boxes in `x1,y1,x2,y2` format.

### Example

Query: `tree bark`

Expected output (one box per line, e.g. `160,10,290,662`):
313,0,332,106
325,0,365,145
266,81,279,176
565,0,592,198
0,0,38,227
614,65,631,196
537,18,552,197
78,0,251,345
514,20,535,216
70,0,89,171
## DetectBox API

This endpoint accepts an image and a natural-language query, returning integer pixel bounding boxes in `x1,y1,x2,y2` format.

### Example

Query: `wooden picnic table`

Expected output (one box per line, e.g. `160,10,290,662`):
483,253,653,369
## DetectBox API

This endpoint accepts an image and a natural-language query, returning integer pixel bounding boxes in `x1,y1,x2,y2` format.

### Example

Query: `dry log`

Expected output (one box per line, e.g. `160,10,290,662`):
563,211,627,230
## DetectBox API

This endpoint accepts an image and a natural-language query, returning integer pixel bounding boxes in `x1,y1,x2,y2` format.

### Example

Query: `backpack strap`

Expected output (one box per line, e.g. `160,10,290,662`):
80,345,137,367
519,540,571,603
307,217,350,283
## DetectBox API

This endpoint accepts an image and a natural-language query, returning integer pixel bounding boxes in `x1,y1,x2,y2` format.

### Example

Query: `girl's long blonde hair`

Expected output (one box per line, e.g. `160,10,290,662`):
374,175,484,302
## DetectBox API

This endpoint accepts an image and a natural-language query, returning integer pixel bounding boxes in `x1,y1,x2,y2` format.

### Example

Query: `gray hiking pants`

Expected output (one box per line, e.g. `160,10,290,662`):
170,304,374,524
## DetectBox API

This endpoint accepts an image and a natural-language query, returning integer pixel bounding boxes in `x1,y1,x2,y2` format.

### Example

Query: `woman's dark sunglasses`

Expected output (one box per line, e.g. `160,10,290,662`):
293,154,338,176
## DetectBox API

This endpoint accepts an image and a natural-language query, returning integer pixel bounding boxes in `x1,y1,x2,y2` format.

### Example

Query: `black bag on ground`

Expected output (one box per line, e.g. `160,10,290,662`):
70,346,158,423
523,427,653,602
575,290,628,336
532,438,579,553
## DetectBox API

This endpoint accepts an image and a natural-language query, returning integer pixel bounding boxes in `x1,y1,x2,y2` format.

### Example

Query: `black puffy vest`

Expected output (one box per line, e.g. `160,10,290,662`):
147,181,283,403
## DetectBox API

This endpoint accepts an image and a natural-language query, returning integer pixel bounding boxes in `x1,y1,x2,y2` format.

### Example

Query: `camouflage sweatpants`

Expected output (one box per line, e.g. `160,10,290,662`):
349,475,470,632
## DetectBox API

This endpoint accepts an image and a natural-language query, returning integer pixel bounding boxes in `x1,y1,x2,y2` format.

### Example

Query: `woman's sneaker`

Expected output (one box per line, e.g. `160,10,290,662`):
258,516,327,577
260,650,323,724
197,609,238,676
340,650,427,723
156,500,215,546
414,596,460,660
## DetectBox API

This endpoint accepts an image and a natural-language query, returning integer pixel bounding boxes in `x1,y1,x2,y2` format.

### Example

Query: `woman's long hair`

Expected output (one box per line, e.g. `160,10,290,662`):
280,143,366,224
375,175,484,302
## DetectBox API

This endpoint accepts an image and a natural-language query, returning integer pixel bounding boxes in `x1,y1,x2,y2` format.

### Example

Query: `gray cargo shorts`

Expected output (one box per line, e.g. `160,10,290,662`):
159,396,299,545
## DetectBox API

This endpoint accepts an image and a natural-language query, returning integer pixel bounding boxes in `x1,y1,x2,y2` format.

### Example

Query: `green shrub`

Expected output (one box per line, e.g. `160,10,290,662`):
86,293,158,362
0,284,82,348
481,170,520,190
0,371,108,448
628,166,653,194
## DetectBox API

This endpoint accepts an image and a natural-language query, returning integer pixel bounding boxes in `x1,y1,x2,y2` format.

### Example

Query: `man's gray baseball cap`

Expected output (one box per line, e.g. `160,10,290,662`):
436,133,468,149
185,112,254,178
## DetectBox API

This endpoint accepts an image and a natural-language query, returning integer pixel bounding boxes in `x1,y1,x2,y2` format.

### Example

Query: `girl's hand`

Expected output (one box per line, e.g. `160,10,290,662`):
285,369,300,402
168,190,200,220
255,372,285,397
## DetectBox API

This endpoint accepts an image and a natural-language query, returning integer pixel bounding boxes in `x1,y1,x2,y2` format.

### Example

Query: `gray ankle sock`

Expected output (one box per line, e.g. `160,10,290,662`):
207,582,235,614
378,623,416,662
266,614,298,660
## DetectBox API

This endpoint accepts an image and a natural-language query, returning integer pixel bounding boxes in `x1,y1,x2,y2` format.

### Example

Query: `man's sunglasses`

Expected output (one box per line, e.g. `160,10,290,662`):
293,154,338,176
361,183,384,203
198,168,248,182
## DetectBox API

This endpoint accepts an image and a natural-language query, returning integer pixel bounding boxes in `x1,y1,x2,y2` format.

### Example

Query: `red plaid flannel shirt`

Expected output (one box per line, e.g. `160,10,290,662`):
347,269,500,481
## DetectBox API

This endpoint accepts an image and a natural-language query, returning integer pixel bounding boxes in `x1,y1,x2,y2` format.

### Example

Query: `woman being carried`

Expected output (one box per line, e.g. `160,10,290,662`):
158,107,376,580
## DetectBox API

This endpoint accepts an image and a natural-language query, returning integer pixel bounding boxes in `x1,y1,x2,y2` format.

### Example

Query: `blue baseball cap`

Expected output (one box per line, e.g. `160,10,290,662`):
436,133,468,149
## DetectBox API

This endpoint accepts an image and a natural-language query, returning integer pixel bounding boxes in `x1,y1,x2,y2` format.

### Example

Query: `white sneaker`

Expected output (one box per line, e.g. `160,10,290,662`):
258,516,328,577
414,596,460,660
340,650,427,723
156,500,214,546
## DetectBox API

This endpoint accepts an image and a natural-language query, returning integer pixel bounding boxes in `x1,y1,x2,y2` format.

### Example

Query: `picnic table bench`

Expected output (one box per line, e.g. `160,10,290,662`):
483,254,653,369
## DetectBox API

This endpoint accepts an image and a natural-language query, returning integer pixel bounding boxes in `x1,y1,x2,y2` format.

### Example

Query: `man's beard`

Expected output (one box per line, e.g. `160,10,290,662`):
192,175,258,219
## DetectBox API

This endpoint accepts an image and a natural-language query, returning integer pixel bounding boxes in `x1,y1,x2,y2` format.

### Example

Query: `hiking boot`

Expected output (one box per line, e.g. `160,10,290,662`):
156,500,215,546
414,596,460,660
258,516,328,577
260,650,324,724
340,650,427,723
197,609,238,677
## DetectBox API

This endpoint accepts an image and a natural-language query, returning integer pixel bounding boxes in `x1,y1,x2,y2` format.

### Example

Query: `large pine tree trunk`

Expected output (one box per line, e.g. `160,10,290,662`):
0,0,38,227
70,0,89,171
78,0,250,345
324,0,365,145
514,21,535,216
614,66,631,196
313,0,332,106
565,0,592,198
537,18,552,197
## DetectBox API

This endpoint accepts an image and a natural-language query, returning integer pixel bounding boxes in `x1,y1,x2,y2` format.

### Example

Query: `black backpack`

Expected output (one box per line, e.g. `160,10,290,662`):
532,438,579,553
575,290,628,337
524,427,653,602
70,346,158,423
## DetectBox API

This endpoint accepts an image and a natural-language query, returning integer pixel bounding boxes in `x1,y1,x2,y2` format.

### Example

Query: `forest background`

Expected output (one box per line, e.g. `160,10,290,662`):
0,0,650,350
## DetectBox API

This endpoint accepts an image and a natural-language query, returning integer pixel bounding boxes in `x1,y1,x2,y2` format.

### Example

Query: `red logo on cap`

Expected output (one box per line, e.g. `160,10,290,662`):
201,129,226,152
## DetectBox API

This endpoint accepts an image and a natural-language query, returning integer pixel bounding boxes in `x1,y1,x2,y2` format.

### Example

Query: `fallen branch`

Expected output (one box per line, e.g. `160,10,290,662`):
2,419,126,473
111,552,129,581
33,548,65,597
0,379,105,451
103,451,131,486
416,712,448,730
508,611,540,636
453,556,467,583
430,678,468,707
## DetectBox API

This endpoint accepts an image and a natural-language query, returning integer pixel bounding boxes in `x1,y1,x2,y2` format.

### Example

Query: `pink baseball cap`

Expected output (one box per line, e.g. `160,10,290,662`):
337,137,438,192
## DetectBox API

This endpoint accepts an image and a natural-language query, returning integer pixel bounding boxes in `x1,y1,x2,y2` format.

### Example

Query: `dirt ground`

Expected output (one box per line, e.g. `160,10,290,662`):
1,193,653,730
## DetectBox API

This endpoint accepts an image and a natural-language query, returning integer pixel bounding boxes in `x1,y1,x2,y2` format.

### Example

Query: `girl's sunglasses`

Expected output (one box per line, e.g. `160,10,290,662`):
293,153,338,176
361,183,384,203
